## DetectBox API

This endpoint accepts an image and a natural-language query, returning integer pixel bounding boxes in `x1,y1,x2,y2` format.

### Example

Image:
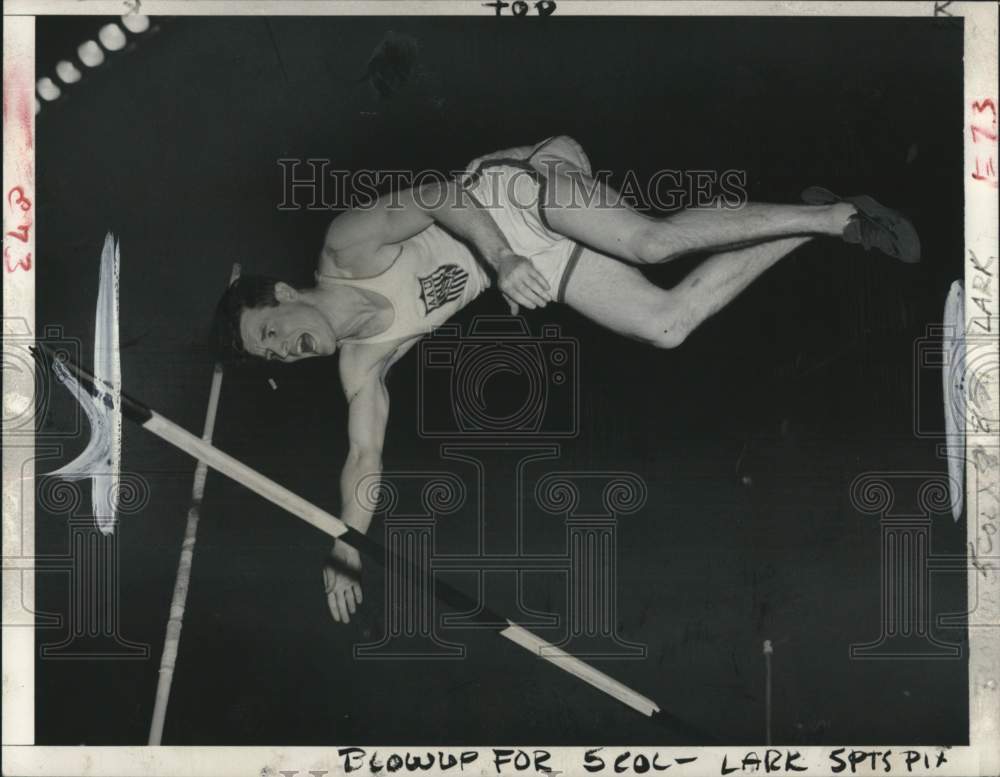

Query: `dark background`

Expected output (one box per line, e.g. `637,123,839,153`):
34,15,967,745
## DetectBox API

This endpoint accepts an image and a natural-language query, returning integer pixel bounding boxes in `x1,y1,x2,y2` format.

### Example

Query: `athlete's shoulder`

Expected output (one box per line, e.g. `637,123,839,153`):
337,343,385,397
337,336,421,400
320,239,406,279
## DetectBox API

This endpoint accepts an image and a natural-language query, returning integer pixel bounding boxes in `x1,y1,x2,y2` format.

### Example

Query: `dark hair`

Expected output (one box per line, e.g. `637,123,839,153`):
212,274,282,361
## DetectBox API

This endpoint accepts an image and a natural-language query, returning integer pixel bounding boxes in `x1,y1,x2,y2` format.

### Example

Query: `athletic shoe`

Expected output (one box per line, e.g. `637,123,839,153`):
801,185,921,263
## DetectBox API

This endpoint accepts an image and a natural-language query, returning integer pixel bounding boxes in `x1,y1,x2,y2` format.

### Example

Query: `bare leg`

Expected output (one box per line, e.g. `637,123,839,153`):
562,237,812,348
542,170,849,265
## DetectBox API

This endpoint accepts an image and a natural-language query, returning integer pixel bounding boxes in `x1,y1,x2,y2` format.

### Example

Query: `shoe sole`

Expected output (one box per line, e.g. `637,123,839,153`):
800,187,921,263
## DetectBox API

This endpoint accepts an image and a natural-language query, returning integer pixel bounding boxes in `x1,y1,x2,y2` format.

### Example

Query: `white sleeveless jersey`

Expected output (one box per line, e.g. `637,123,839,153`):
315,224,491,345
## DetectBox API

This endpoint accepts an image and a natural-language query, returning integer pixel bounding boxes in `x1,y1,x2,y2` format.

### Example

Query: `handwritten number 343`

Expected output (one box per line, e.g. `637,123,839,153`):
5,186,33,273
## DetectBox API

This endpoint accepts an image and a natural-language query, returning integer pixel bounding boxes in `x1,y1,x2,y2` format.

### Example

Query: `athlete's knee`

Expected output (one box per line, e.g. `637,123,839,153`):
631,219,684,264
649,319,689,349
637,293,691,349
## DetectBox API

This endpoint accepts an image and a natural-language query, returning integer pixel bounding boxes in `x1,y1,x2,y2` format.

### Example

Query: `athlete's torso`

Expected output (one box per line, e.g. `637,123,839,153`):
316,224,491,347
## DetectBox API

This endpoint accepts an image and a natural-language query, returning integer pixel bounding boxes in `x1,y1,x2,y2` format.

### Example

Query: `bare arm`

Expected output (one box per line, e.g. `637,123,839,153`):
339,371,389,536
322,361,390,624
324,179,553,311
325,181,513,270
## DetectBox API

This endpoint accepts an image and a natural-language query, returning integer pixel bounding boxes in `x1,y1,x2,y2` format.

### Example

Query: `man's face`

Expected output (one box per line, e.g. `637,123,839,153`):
239,284,336,363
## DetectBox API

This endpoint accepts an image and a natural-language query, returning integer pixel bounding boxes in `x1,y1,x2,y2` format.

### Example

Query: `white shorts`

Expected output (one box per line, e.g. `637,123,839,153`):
464,136,591,302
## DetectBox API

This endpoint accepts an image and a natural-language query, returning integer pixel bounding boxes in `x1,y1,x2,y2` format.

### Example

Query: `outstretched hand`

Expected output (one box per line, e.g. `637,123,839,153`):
323,542,363,624
497,251,552,316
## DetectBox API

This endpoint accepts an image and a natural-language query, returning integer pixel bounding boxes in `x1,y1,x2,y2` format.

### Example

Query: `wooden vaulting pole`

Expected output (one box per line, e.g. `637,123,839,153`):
147,263,241,745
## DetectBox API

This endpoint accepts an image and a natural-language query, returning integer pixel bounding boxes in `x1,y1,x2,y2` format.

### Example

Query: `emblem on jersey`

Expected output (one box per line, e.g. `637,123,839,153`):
418,263,469,315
